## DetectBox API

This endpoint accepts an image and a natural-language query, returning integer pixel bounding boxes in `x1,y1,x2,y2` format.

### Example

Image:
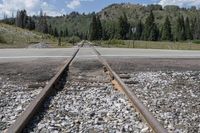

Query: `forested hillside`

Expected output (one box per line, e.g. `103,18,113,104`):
1,3,200,41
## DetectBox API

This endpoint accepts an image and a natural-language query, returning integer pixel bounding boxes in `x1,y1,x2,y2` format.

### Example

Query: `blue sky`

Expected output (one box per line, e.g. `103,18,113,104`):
65,0,160,13
0,0,200,18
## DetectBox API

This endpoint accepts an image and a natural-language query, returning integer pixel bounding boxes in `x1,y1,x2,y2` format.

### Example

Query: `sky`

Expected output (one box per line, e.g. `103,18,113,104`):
1,0,200,19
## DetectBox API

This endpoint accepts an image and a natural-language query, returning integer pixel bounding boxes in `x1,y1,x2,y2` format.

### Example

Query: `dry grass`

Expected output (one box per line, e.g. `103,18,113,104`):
0,23,72,48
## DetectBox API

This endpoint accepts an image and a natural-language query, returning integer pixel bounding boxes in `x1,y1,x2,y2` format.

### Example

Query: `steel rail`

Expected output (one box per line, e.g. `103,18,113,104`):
91,45,167,133
6,44,82,133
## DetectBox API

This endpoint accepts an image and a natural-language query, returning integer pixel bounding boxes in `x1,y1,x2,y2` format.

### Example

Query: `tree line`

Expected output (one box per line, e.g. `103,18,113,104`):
89,11,200,41
2,8,200,41
14,10,68,38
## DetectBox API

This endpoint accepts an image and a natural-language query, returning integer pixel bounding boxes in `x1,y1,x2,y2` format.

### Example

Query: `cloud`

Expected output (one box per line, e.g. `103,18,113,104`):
0,0,40,15
41,1,65,16
67,0,80,9
159,0,200,7
0,0,64,19
66,0,94,9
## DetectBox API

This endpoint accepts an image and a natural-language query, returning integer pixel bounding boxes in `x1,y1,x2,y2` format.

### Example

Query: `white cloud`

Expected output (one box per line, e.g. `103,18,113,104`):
41,1,64,16
159,0,200,7
67,0,81,9
66,0,94,9
0,0,40,16
0,0,64,19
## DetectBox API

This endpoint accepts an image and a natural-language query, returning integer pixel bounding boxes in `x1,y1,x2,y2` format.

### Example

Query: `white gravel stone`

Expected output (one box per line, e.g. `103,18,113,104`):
24,59,151,133
122,71,200,133
0,76,43,131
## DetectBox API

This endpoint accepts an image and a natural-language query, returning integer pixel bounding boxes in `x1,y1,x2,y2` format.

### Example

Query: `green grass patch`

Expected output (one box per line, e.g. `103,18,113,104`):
94,40,200,50
0,35,6,43
192,40,200,44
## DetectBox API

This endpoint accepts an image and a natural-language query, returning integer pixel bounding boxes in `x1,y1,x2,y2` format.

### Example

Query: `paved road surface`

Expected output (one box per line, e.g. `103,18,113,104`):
0,48,76,59
0,48,199,61
97,48,200,58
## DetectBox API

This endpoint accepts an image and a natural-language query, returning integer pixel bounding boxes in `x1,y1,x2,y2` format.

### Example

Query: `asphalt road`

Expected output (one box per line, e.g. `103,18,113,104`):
97,48,200,58
0,48,76,58
0,48,200,61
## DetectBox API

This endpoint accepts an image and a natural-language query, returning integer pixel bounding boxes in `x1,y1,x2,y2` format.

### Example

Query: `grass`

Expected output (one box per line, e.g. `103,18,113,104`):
0,23,41,48
192,40,200,44
1,22,199,50
94,40,200,50
0,23,73,48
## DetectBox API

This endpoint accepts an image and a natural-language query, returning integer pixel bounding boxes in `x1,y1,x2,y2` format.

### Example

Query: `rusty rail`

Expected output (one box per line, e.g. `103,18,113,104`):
91,45,167,133
6,45,81,133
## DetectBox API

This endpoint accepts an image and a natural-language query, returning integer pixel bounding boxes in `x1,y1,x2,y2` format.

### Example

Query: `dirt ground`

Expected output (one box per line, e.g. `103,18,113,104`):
0,58,66,82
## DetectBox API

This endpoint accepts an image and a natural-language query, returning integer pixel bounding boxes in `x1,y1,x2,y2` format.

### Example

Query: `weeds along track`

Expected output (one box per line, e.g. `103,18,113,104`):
6,42,166,133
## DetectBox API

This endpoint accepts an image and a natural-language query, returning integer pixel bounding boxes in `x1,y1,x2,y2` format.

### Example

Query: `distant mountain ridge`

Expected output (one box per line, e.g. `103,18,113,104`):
1,3,200,40
47,3,200,36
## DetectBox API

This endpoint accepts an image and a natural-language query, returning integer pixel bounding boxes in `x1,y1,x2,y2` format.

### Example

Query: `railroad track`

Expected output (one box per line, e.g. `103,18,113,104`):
6,41,167,133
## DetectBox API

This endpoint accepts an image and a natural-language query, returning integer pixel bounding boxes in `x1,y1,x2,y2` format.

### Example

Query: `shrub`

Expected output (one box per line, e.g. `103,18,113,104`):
66,36,81,44
0,35,6,43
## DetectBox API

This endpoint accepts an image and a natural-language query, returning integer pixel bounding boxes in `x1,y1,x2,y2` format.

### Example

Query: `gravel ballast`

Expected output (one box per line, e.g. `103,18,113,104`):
0,59,66,132
0,76,42,131
120,71,200,133
106,58,200,133
24,59,150,133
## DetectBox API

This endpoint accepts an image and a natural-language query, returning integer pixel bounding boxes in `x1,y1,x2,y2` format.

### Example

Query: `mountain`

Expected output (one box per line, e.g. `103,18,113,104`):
46,3,200,37
2,3,200,40
99,3,199,27
47,12,93,37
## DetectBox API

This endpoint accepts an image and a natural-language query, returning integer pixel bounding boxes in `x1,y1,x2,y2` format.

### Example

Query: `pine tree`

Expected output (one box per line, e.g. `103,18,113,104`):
54,28,59,37
180,16,186,40
43,19,48,34
175,17,182,41
193,17,200,39
22,10,28,28
15,10,28,28
143,11,154,40
149,24,159,41
96,15,103,40
102,28,109,40
40,10,43,18
127,27,133,40
185,17,192,40
135,20,143,40
89,14,98,40
161,16,172,41
143,11,159,41
119,13,130,39
15,10,21,27
25,17,35,30
175,16,186,41
58,37,61,46
65,27,68,37
60,30,63,37
36,10,48,34
190,18,196,39
48,24,53,35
